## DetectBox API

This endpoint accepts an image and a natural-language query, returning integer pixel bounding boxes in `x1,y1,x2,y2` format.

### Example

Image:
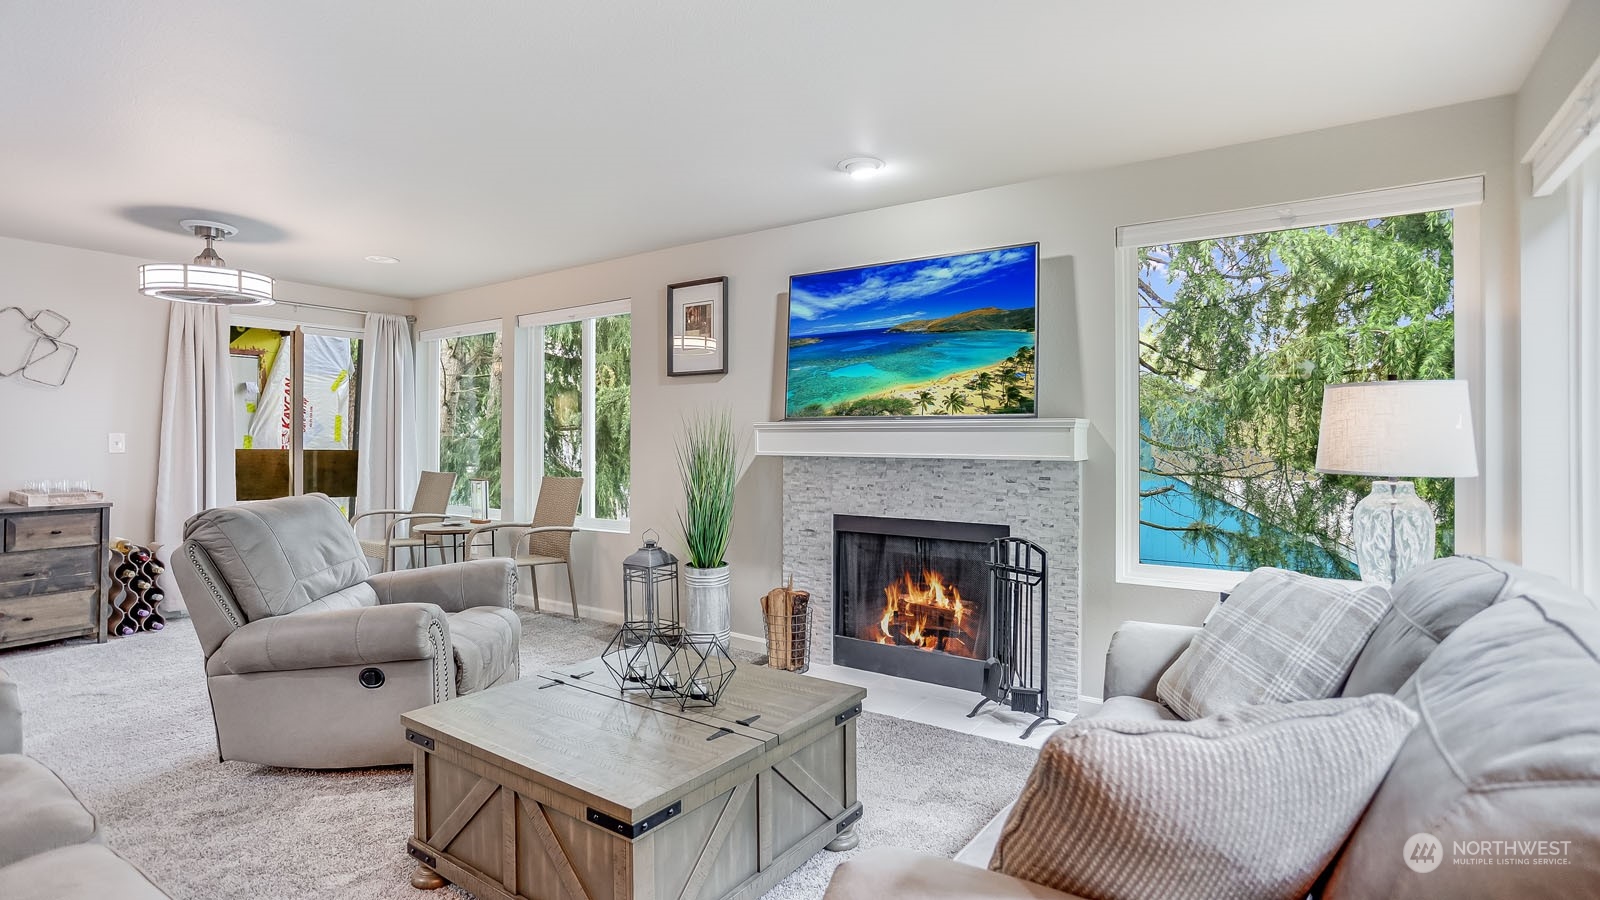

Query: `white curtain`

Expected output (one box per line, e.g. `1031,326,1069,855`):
356,313,419,539
153,303,236,612
1568,153,1600,596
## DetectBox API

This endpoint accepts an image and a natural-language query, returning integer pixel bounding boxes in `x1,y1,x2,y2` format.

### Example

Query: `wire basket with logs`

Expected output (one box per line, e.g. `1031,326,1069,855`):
761,578,811,674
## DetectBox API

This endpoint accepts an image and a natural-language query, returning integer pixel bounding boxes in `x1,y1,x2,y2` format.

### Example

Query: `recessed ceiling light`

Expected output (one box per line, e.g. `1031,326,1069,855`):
837,157,886,180
365,255,400,264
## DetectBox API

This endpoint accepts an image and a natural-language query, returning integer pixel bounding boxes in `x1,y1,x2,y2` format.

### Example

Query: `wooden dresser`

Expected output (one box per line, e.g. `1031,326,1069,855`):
0,501,111,650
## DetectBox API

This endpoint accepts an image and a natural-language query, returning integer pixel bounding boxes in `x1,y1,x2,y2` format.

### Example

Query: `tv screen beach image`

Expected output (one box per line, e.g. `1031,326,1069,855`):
785,243,1037,418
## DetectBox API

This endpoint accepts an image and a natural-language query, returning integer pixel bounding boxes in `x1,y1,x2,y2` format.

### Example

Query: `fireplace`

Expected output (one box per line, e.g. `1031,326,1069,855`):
833,514,1009,690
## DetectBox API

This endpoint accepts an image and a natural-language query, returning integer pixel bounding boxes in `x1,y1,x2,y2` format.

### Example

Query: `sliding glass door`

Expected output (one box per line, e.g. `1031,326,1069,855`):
230,323,363,512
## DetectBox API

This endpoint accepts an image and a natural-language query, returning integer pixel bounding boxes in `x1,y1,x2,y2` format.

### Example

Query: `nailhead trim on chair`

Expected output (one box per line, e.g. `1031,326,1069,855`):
186,543,242,629
428,620,450,703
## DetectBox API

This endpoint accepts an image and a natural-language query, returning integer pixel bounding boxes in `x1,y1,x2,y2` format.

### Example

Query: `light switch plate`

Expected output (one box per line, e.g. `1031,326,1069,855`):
108,433,126,454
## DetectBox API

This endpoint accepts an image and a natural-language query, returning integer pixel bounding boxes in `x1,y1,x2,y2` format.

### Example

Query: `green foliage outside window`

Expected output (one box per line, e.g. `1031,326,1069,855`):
1138,211,1455,576
543,322,582,484
438,332,502,508
593,314,632,520
542,314,631,521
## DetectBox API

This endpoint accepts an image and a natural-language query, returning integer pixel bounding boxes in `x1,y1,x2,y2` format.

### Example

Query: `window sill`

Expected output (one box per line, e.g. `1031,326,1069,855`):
577,517,630,535
1116,562,1248,595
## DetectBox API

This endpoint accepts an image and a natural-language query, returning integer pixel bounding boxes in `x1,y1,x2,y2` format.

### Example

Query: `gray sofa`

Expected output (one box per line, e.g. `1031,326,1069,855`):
173,493,522,769
826,556,1600,899
0,667,170,899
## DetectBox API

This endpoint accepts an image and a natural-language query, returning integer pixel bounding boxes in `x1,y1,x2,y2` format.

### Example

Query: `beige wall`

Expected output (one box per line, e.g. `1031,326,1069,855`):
0,234,409,545
417,97,1520,698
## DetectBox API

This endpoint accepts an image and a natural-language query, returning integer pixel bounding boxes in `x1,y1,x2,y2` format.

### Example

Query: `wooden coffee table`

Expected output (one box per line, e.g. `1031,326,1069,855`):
400,655,866,900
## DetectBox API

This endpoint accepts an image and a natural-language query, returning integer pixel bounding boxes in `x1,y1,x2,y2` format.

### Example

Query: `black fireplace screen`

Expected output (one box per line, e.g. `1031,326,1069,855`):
834,515,1009,663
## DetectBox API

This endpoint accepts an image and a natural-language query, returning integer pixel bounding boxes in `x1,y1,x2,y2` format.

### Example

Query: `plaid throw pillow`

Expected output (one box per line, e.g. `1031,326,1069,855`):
1157,568,1390,720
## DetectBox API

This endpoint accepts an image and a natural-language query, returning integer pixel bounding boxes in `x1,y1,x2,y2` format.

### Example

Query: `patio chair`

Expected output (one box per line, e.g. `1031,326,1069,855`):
465,476,583,617
351,470,457,572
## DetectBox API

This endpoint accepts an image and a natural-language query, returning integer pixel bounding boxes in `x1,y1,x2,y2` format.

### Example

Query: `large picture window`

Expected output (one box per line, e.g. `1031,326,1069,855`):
421,321,503,512
519,300,631,528
1115,180,1483,589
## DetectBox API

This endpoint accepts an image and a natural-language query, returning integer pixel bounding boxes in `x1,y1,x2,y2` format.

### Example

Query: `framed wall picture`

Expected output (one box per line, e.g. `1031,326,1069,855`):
667,276,729,376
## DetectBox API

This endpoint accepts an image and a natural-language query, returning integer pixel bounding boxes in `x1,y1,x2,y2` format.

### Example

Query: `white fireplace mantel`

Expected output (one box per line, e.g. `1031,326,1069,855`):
752,418,1090,462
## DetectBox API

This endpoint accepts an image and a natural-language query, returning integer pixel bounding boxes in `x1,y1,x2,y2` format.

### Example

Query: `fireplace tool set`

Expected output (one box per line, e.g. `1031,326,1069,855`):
968,536,1062,739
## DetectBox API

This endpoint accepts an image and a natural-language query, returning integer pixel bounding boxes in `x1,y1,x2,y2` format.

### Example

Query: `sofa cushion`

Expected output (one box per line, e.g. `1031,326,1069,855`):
990,696,1416,900
182,494,372,621
1324,584,1600,898
0,842,169,900
828,848,1085,900
1157,568,1390,719
1341,555,1559,696
0,667,20,756
0,754,99,867
449,606,521,694
1087,695,1179,724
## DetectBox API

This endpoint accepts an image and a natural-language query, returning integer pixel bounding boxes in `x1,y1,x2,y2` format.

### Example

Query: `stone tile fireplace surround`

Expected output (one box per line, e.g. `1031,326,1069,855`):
779,454,1083,715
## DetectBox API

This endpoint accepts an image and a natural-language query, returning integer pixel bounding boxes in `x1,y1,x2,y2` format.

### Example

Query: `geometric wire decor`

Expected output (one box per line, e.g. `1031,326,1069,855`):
0,305,77,387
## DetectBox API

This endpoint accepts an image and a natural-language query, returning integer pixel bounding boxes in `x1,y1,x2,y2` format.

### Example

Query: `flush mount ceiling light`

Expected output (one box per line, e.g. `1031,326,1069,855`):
837,156,886,180
365,255,400,264
138,219,274,306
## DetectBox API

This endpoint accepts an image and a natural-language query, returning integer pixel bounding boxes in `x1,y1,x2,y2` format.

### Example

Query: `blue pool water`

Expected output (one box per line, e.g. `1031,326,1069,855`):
1140,471,1352,577
785,329,1033,413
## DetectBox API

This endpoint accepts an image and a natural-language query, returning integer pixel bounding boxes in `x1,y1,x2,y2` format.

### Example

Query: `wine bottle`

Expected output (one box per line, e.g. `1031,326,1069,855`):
146,589,165,606
115,564,138,582
145,561,165,576
130,577,152,592
128,549,151,565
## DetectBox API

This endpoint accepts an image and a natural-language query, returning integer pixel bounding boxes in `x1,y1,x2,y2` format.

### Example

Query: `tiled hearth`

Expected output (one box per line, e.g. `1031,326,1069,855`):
780,454,1083,717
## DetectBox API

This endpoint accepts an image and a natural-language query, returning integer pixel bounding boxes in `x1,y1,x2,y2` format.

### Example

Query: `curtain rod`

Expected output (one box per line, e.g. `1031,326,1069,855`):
271,297,417,324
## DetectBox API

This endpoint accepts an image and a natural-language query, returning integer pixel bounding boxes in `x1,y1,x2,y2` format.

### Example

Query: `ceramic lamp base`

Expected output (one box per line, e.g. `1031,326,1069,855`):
1353,480,1434,586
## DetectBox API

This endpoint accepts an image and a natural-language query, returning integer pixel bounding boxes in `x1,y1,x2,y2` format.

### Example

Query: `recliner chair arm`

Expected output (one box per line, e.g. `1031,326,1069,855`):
205,603,451,676
367,558,516,613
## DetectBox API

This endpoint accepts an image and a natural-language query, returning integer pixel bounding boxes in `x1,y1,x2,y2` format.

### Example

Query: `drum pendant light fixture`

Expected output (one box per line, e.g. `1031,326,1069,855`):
138,219,275,306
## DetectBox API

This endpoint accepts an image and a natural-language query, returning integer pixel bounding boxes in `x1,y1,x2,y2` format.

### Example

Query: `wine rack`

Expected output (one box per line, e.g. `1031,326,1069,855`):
106,539,167,637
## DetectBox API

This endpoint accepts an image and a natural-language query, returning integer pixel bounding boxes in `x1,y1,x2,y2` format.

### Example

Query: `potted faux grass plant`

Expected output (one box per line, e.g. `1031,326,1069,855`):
678,411,741,647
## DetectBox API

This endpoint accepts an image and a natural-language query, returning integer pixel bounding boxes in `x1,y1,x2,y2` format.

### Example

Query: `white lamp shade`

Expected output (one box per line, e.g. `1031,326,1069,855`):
1316,380,1478,478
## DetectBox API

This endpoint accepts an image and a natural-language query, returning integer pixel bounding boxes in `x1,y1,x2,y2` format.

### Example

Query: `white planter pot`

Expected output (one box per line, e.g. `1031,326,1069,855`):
684,565,732,647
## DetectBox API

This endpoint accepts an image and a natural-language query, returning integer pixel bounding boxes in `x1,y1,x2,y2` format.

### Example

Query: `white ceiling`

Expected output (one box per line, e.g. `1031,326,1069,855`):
0,1,1567,299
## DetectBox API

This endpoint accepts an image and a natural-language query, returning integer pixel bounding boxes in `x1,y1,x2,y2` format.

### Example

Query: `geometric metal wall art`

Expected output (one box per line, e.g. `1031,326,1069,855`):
0,306,77,387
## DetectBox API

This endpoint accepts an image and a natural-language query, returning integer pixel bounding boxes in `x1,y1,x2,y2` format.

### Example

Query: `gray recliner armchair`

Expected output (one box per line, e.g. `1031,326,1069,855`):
172,493,521,769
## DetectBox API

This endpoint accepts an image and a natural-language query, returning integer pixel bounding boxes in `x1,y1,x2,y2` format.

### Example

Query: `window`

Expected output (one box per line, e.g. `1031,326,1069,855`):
228,320,362,513
519,300,631,528
420,321,503,512
1114,179,1483,590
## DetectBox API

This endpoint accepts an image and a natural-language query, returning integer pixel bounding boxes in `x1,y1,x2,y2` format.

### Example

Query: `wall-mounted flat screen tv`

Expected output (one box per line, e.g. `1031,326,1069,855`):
785,242,1038,419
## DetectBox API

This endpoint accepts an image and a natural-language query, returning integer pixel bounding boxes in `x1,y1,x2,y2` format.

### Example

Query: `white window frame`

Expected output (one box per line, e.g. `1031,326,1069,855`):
517,299,632,533
418,318,504,518
1113,177,1485,592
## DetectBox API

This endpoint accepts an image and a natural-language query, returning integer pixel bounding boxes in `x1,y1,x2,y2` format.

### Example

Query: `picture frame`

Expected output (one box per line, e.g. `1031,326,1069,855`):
667,276,729,376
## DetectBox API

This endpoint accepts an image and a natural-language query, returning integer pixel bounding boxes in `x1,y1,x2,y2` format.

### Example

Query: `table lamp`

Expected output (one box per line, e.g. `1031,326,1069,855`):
1315,380,1477,585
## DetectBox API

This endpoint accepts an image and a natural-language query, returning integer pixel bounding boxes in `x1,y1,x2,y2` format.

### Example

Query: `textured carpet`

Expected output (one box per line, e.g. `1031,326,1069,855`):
0,610,1036,899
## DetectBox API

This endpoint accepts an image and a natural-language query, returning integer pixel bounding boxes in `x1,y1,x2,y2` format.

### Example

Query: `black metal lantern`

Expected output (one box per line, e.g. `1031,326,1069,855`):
603,531,682,692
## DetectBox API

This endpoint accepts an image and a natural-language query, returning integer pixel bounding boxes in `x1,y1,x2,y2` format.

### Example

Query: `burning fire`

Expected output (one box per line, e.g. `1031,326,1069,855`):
867,569,978,657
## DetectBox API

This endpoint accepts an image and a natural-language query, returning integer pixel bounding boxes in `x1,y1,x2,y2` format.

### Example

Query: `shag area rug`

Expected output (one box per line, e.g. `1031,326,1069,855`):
2,610,1036,899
